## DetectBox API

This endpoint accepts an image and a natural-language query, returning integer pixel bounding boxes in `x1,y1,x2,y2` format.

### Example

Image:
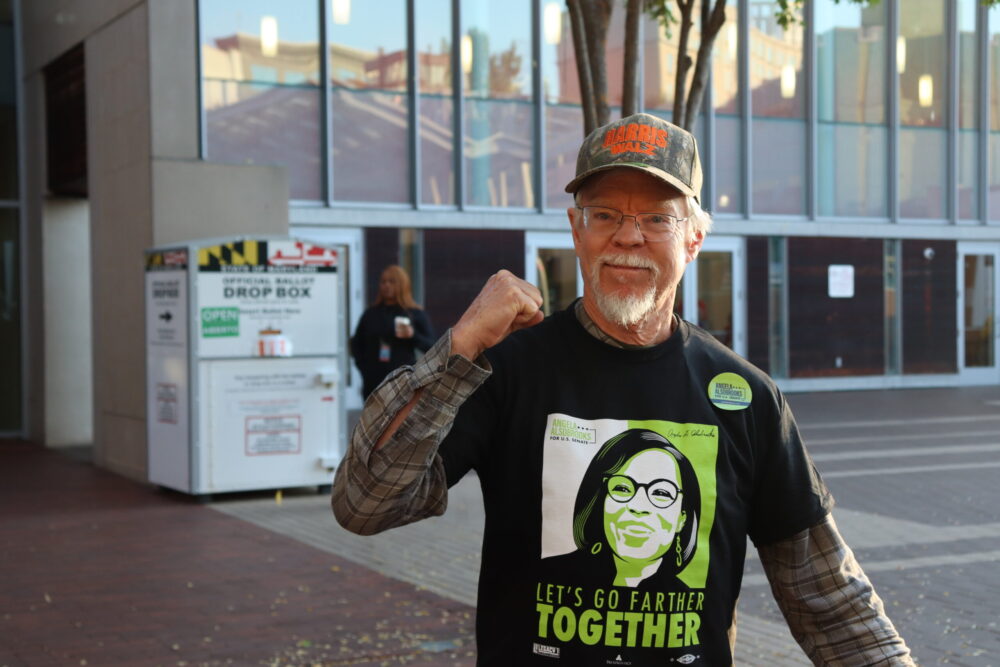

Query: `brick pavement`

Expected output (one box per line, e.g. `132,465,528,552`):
0,440,475,667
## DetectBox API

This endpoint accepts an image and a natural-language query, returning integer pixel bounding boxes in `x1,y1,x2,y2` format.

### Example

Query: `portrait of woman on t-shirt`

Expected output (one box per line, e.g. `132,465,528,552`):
542,429,701,589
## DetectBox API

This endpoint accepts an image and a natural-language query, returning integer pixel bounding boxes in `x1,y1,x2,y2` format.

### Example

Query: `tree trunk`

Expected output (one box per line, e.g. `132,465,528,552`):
671,0,695,130
567,0,598,135
622,0,643,117
683,0,728,133
579,0,613,128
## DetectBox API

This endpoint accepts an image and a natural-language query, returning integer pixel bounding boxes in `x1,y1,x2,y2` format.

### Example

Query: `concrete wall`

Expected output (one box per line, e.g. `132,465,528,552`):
20,0,143,75
85,3,153,478
23,0,288,481
152,161,289,246
42,198,92,446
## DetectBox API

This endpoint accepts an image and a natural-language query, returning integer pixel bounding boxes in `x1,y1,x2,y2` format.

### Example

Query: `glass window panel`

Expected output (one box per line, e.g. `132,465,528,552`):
713,1,741,214
205,83,322,200
417,0,454,206
545,104,583,210
0,3,15,200
750,1,805,215
815,0,887,217
0,207,19,430
643,9,699,113
990,2,1000,220
898,0,946,219
959,130,979,219
898,127,946,218
899,0,946,127
329,0,409,203
828,127,884,220
714,115,742,214
989,7,1000,220
818,124,888,218
462,0,534,208
201,0,322,201
543,4,626,210
959,0,979,219
544,2,582,210
752,118,806,214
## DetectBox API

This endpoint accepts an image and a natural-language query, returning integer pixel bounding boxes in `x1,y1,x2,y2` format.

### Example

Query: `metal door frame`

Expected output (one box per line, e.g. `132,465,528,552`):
682,236,747,358
957,241,1000,384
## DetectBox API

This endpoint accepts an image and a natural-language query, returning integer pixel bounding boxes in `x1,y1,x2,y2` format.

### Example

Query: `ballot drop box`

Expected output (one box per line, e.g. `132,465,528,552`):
145,237,346,495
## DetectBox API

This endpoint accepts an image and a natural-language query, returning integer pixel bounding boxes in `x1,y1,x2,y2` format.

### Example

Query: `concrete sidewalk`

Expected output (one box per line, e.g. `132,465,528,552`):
214,384,1000,666
4,384,999,666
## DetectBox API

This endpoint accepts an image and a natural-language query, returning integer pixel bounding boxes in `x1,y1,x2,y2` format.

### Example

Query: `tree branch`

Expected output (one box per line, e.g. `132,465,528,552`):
579,0,613,127
622,0,643,117
567,0,598,135
671,0,695,129
684,0,728,132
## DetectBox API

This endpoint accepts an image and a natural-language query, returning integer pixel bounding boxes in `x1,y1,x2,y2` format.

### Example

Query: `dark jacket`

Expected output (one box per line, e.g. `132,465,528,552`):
350,304,435,397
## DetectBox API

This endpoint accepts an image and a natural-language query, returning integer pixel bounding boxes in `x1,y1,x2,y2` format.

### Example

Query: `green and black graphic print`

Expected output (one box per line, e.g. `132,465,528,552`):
534,416,718,654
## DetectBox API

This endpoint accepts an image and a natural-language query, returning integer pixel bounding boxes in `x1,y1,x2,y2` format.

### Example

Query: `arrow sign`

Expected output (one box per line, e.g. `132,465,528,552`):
159,311,173,323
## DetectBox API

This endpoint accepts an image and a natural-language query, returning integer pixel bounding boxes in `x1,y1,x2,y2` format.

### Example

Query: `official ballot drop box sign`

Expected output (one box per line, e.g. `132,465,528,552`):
145,237,346,495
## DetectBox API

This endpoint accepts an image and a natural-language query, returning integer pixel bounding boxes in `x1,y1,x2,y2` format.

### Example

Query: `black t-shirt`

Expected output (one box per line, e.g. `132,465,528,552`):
439,305,833,666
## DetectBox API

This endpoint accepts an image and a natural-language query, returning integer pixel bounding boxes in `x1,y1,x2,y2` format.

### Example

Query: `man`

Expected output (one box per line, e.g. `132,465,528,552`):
333,113,913,666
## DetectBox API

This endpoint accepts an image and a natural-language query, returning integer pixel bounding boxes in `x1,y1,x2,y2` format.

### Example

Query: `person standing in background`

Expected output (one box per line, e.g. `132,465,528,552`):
350,265,435,399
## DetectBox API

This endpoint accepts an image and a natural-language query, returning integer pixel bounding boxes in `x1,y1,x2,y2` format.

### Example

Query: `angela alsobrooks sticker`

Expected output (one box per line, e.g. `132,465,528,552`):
535,416,719,652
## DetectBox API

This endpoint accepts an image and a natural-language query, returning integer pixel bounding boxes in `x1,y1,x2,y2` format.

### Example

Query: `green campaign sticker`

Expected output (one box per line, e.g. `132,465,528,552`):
201,307,239,338
707,372,752,411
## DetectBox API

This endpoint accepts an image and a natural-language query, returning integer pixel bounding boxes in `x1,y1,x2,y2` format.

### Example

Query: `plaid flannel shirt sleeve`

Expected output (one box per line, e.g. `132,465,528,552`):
757,513,915,666
331,330,491,536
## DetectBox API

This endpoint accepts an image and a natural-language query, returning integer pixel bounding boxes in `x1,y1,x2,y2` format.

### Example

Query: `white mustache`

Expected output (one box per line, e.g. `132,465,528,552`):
597,254,659,273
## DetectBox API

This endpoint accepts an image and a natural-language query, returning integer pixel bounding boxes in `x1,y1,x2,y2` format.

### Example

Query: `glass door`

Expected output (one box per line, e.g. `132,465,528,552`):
958,242,999,383
524,232,582,316
681,237,746,357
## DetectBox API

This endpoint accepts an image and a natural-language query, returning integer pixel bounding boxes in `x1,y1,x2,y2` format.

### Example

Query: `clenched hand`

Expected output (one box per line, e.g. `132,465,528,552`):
450,270,544,360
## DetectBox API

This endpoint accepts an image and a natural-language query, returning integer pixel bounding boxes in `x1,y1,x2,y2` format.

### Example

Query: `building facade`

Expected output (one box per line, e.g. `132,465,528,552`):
3,0,999,481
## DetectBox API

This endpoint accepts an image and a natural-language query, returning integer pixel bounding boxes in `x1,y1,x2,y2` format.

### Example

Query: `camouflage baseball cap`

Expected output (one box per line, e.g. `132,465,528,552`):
564,112,703,202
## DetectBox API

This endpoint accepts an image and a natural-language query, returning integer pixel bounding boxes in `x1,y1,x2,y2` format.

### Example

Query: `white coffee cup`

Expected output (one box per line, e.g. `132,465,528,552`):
394,316,411,337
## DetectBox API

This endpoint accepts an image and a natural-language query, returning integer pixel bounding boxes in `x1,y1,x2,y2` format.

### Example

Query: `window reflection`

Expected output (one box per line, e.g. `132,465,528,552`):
418,0,455,205
958,0,978,219
544,8,628,210
201,0,323,201
544,2,581,210
750,1,805,215
713,1,741,214
898,0,947,219
329,0,409,203
815,0,887,218
463,0,534,208
989,7,1000,220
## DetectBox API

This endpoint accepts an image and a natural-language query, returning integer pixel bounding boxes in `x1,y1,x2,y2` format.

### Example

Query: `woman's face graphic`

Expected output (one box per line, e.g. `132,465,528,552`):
603,449,686,563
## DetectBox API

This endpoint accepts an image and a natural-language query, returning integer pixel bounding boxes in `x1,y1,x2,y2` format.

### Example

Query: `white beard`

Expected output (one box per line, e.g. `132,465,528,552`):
591,254,660,327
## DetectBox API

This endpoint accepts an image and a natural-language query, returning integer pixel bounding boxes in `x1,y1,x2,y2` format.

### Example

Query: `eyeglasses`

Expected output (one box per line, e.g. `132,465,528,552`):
576,206,688,242
604,474,681,509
